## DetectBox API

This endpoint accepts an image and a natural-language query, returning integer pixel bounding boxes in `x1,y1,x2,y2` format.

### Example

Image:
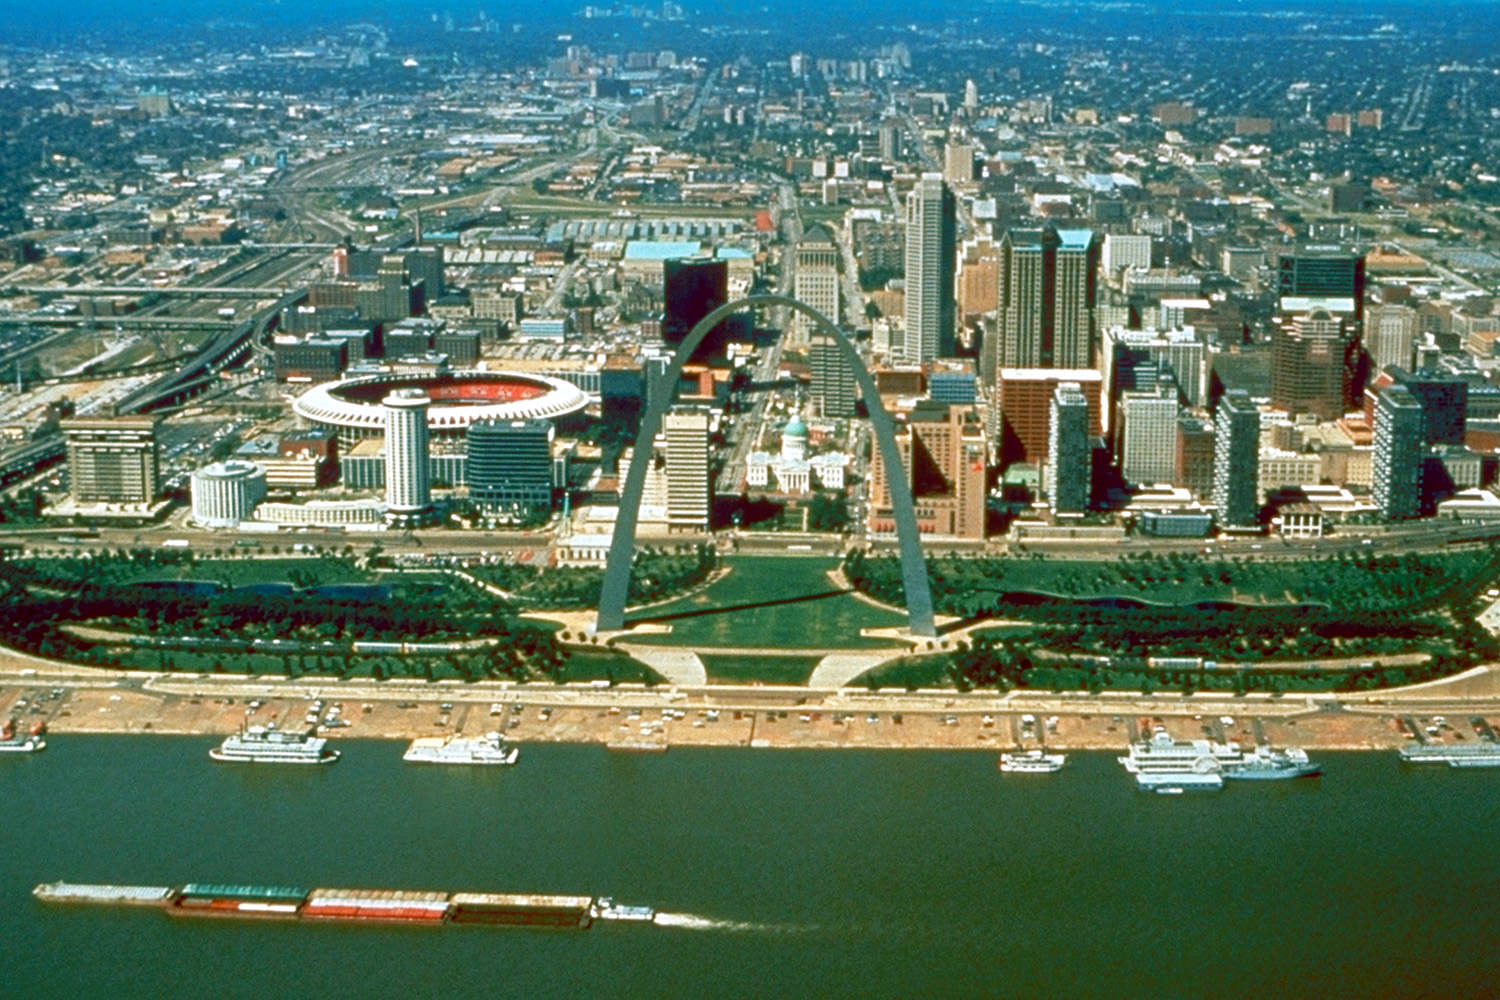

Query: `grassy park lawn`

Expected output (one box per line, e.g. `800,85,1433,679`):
103,643,664,685
849,655,948,691
177,558,370,588
627,556,907,651
23,554,374,590
850,547,1500,620
553,651,666,685
700,654,822,686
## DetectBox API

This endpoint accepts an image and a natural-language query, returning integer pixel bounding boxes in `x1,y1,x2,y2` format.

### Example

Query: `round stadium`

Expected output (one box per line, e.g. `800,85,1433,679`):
292,371,590,443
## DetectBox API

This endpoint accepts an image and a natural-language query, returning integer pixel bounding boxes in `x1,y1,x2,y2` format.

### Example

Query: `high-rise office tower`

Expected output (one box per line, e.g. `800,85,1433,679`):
990,224,1100,380
901,173,957,365
664,408,711,531
1101,233,1152,282
355,254,424,326
1278,247,1365,324
943,141,974,185
792,226,840,347
61,416,160,505
877,119,902,162
1119,388,1179,486
1102,325,1209,416
1366,302,1416,372
867,402,986,539
810,338,857,417
1373,385,1425,520
1271,309,1358,420
1383,366,1467,445
1213,390,1261,529
1047,383,1091,514
383,389,431,520
957,238,1001,322
663,258,729,362
1175,416,1215,499
995,367,1104,465
467,418,554,515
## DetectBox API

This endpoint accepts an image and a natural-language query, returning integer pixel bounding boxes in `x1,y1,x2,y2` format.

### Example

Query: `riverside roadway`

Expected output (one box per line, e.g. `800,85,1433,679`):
9,638,1500,753
12,513,1500,561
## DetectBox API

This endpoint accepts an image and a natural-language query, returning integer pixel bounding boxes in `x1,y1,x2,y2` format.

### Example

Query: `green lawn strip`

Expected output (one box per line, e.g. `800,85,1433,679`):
849,655,950,690
700,654,821,686
96,641,662,686
852,547,1500,618
551,650,666,685
628,555,906,650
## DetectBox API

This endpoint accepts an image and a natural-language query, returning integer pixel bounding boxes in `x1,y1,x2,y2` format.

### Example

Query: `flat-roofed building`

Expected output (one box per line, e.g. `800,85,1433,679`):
867,402,987,539
664,408,711,531
1213,390,1261,529
997,368,1103,465
1120,389,1179,486
1047,383,1091,514
62,416,160,505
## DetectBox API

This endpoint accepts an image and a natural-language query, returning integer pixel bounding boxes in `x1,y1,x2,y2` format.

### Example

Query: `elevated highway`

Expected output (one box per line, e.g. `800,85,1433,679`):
113,288,307,414
6,285,292,299
0,315,236,330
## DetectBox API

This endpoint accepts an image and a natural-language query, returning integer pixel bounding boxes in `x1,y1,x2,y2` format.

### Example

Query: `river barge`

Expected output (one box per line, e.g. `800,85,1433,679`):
33,881,652,929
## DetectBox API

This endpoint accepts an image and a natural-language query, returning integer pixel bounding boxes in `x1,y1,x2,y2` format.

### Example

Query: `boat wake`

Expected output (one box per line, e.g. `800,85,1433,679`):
651,912,813,935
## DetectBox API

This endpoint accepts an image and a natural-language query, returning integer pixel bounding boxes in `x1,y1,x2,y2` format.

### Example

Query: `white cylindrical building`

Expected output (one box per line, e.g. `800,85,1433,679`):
383,388,431,519
190,460,267,528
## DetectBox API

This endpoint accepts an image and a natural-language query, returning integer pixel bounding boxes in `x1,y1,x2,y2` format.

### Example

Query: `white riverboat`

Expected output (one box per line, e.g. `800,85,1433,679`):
1399,742,1500,768
403,732,519,766
0,718,45,754
999,750,1067,774
1120,729,1317,791
210,726,339,765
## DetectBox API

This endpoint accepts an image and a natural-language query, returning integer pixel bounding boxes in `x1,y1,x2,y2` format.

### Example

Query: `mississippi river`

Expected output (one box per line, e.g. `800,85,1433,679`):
6,738,1499,998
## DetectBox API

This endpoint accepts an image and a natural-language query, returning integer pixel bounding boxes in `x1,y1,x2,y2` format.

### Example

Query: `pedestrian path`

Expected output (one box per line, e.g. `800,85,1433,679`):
806,652,895,689
615,645,707,686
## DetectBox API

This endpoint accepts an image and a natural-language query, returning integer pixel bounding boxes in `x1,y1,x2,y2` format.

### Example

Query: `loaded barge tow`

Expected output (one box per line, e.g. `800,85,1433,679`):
32,881,654,929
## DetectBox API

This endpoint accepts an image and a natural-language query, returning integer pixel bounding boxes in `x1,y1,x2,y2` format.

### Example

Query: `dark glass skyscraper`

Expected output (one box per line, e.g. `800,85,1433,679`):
1213,390,1260,529
1277,247,1365,324
1373,385,1425,521
467,418,554,515
663,258,729,362
1385,366,1467,446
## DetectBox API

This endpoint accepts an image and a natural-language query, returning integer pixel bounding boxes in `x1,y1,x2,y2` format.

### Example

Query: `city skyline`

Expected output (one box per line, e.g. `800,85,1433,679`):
9,3,1500,994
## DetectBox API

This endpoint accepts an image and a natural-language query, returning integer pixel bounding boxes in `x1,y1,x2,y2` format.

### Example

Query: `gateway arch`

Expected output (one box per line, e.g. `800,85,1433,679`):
595,294,936,638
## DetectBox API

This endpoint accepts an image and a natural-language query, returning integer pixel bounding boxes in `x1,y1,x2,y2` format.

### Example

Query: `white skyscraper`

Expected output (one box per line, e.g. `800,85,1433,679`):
383,389,431,520
902,173,956,365
1101,233,1152,281
664,408,711,531
792,226,840,347
1120,388,1179,486
943,140,975,184
1367,302,1417,372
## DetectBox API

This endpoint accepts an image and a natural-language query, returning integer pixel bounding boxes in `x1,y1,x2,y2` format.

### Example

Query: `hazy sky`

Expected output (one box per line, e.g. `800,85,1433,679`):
3,0,1494,47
